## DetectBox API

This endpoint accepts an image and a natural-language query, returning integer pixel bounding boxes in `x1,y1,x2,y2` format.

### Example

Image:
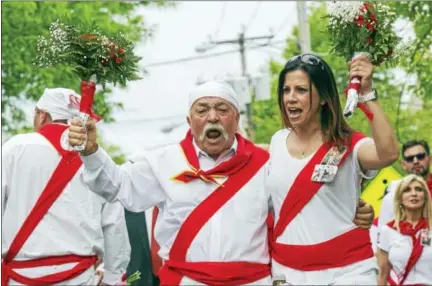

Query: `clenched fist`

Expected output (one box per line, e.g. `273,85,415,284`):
353,199,375,230
69,119,98,156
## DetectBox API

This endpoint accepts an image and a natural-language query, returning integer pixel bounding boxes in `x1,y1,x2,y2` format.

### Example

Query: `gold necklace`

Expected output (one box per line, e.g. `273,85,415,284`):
300,131,322,159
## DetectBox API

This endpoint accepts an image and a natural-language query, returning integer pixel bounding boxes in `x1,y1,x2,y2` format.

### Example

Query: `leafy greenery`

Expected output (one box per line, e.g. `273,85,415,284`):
252,2,432,174
1,1,171,134
35,20,142,88
98,134,126,164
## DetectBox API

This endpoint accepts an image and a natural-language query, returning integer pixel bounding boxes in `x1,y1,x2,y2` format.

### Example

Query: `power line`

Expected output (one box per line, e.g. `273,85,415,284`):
213,2,228,39
272,2,303,42
142,49,242,68
273,14,292,40
142,40,285,68
244,1,261,34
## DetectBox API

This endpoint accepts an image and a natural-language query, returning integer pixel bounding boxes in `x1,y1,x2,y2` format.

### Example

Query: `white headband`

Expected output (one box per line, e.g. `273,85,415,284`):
36,88,81,121
188,80,240,112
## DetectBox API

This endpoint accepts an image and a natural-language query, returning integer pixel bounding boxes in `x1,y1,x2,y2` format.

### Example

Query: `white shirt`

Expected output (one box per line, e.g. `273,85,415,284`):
1,131,130,285
369,219,379,253
266,129,378,285
80,137,272,285
378,180,401,228
130,143,237,249
378,225,432,284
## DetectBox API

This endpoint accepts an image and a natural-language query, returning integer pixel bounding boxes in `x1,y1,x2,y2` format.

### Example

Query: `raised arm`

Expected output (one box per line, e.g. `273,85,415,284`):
69,119,165,212
349,56,399,171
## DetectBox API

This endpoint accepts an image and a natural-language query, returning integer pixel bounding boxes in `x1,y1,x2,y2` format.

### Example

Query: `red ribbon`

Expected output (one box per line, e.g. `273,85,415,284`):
387,218,428,285
172,130,252,186
80,81,101,122
345,76,374,121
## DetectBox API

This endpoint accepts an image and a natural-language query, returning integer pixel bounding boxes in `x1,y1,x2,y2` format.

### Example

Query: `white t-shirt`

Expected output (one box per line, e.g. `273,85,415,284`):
377,180,401,228
369,219,379,253
266,129,378,285
2,131,130,285
378,225,432,284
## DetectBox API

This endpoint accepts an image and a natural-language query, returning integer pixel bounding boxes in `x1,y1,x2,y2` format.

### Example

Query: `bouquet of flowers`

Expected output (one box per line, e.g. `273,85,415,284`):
35,20,142,151
327,2,402,119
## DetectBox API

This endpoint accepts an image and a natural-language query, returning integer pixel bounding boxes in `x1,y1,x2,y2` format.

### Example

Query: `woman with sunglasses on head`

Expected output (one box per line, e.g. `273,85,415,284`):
266,54,399,284
377,174,432,285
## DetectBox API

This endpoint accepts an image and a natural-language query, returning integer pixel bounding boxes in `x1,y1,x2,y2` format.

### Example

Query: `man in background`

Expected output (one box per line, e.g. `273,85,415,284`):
2,88,130,285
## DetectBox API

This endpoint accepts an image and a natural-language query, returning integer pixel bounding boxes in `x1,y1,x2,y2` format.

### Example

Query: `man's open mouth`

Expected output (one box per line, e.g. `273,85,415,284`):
206,129,222,139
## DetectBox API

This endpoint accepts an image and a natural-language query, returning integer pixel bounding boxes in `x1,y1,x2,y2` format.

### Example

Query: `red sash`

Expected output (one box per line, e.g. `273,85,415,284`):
387,219,427,285
151,207,163,276
427,175,432,197
159,131,270,285
172,130,253,185
1,124,97,285
271,132,374,271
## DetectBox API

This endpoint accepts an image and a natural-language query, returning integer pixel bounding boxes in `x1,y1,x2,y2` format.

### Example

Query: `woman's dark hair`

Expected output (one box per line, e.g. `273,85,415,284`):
277,54,354,146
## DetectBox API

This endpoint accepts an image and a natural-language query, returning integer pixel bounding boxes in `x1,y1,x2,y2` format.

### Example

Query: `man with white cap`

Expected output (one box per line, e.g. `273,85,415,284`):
2,88,130,285
68,80,374,285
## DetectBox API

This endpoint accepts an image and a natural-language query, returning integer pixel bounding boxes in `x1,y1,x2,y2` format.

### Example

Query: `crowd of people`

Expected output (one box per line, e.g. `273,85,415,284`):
2,53,431,285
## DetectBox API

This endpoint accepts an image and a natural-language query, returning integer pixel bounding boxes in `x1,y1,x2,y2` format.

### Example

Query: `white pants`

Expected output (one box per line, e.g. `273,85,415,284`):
9,265,97,285
272,257,378,285
180,275,272,285
332,268,377,285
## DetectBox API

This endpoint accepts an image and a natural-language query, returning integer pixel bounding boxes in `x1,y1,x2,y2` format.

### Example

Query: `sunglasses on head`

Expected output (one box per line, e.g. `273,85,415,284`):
404,152,427,163
286,53,325,70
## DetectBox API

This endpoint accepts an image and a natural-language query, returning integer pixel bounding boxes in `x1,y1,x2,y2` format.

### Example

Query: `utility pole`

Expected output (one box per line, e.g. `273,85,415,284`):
196,26,273,140
296,1,311,53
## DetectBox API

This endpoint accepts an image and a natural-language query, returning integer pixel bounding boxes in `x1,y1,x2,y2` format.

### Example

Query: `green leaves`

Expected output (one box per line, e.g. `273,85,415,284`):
2,2,167,133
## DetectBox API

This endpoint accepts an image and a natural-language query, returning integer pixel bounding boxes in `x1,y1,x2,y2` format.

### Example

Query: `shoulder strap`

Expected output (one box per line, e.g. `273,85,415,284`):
38,123,71,156
3,124,82,263
273,132,365,239
169,146,269,262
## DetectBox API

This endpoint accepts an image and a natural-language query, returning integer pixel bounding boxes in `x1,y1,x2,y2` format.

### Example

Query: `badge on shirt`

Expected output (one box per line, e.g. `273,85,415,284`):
321,146,347,166
311,146,347,183
420,229,431,246
311,164,338,183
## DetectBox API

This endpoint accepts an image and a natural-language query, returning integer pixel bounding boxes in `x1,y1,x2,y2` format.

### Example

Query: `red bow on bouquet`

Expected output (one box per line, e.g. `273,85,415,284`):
80,81,101,122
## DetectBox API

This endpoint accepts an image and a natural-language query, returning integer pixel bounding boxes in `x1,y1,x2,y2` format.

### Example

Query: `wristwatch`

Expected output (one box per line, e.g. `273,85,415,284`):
359,89,378,103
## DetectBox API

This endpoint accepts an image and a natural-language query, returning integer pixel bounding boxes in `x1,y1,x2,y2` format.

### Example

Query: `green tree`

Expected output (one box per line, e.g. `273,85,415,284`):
252,2,432,173
1,1,171,134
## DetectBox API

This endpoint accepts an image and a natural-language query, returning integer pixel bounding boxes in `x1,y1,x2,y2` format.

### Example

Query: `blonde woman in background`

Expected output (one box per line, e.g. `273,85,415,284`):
377,174,432,285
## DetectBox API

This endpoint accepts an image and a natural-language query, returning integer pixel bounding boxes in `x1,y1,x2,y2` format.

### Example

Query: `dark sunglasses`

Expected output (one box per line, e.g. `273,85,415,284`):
286,53,325,70
404,152,427,163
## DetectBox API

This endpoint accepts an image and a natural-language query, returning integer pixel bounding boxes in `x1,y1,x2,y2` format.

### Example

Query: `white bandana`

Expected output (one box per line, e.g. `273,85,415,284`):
36,88,81,121
188,80,240,112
